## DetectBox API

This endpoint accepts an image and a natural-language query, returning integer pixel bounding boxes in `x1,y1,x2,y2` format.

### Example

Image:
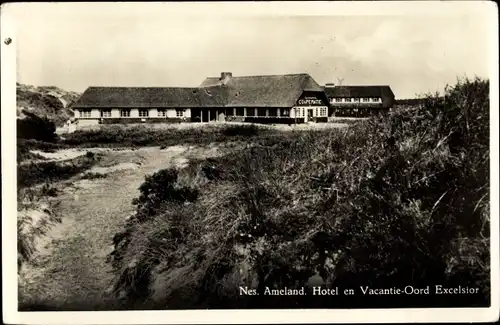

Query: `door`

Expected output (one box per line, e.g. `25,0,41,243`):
307,108,314,122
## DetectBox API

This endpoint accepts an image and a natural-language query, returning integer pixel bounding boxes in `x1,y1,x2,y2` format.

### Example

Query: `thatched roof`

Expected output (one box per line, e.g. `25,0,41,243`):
324,85,394,98
72,86,226,108
200,73,322,107
73,73,323,109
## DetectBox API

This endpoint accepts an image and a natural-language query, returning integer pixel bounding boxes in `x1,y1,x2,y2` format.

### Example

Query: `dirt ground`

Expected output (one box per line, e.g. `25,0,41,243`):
18,144,222,310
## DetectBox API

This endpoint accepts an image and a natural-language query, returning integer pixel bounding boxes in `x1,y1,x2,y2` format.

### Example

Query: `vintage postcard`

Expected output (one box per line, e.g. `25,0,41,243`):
2,1,499,323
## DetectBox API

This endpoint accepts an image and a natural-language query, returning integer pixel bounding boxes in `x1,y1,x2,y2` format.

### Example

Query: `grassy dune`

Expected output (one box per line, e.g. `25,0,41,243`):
108,77,490,309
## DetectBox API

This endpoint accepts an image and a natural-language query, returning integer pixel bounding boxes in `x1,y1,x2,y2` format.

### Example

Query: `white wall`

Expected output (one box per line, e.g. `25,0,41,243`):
111,108,120,118
165,109,176,118
164,108,191,118
149,108,158,118
91,108,100,118
130,108,139,118
77,119,99,126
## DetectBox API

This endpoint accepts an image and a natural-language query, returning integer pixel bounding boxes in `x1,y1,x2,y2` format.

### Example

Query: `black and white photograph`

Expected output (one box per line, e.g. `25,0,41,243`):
2,1,499,323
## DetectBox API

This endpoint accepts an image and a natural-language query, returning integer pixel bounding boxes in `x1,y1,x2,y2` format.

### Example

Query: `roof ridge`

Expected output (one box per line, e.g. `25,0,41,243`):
87,86,202,90
333,85,391,87
207,73,312,79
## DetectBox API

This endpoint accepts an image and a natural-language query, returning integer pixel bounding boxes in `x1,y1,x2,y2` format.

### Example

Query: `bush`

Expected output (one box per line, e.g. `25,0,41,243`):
17,111,57,142
81,172,107,180
109,77,490,309
17,155,99,189
18,205,61,271
221,124,260,137
17,184,62,271
62,124,273,148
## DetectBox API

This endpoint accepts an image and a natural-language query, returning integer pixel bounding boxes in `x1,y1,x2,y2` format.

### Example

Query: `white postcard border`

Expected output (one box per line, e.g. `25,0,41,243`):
2,1,499,324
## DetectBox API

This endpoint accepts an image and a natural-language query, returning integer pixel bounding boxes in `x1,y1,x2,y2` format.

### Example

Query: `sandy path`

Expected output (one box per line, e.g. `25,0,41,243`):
19,146,210,310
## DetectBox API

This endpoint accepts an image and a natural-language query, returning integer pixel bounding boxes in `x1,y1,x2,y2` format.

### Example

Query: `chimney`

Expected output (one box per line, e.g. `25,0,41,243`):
220,72,232,82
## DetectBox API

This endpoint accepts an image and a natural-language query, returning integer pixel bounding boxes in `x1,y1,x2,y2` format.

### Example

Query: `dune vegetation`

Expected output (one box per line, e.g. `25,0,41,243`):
107,77,490,309
15,77,490,310
16,83,80,127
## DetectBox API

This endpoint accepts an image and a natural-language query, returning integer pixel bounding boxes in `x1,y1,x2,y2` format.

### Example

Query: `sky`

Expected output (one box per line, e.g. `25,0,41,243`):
6,2,495,99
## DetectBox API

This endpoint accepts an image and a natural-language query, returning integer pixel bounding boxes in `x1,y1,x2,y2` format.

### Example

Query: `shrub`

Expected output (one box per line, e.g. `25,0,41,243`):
85,151,95,159
17,185,62,271
221,124,260,137
81,172,107,180
17,155,99,189
17,144,47,162
17,111,57,142
62,124,274,148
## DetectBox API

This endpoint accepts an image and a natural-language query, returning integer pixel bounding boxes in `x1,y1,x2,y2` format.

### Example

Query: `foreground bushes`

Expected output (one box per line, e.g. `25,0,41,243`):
18,189,62,271
17,111,58,142
109,78,490,309
18,154,99,189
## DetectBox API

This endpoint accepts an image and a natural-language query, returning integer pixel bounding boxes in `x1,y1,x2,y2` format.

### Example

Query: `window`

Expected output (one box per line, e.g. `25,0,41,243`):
335,98,343,102
247,108,256,117
236,107,245,116
320,107,327,116
158,109,167,117
257,108,266,117
345,98,352,102
139,109,149,117
282,108,290,116
176,109,185,117
353,98,360,103
371,97,380,102
80,109,91,118
362,98,370,102
120,109,131,117
269,108,277,117
100,109,111,118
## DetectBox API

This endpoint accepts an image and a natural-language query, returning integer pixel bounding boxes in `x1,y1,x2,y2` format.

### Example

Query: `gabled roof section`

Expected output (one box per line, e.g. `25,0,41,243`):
324,85,394,98
72,86,227,108
73,73,325,109
200,73,323,107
